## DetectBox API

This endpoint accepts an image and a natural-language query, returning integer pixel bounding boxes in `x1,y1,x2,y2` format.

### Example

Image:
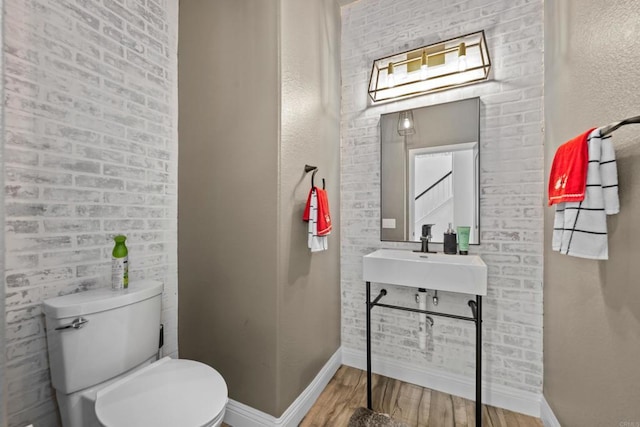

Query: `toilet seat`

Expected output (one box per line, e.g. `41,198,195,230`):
95,357,228,427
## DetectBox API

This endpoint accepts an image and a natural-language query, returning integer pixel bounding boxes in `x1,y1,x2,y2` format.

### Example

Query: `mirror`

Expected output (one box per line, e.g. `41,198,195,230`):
380,97,480,244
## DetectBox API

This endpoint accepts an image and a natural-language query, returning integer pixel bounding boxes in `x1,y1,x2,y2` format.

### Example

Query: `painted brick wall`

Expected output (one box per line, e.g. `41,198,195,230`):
341,0,544,394
2,1,178,425
1,1,6,425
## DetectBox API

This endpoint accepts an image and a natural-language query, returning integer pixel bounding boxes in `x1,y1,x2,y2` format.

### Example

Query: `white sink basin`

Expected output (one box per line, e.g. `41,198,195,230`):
363,249,487,295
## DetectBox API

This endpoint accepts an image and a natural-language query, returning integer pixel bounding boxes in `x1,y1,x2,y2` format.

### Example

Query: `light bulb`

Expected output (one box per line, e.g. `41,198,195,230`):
387,62,395,88
420,51,428,80
403,117,411,129
458,42,467,72
458,55,467,72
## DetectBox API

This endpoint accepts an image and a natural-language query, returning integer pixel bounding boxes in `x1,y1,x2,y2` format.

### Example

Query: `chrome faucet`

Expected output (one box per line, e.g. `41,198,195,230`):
414,224,436,253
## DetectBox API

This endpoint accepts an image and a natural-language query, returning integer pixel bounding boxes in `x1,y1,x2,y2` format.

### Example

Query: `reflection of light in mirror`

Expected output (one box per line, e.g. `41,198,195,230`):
397,110,415,136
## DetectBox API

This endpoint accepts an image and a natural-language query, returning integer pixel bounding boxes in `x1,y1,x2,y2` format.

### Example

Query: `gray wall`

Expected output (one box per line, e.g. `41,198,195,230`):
2,1,179,425
544,1,640,425
380,115,406,241
278,0,341,414
178,0,341,418
178,0,280,415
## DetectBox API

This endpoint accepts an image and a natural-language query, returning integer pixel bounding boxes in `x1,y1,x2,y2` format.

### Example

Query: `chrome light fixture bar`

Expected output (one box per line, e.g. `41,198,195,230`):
368,31,491,103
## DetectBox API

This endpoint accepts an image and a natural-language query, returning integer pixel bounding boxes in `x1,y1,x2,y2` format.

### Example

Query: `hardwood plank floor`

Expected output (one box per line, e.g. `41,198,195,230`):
299,365,544,427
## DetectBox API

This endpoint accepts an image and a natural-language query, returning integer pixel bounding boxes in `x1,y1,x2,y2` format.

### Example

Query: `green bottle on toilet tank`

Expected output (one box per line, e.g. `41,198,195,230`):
112,235,129,290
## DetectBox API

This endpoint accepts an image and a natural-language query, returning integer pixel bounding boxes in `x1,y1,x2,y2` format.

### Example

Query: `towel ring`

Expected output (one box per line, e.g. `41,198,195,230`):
304,164,319,188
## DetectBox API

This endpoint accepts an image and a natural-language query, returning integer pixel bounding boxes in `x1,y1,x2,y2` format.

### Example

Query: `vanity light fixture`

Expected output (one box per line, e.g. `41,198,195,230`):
397,110,415,136
368,31,491,102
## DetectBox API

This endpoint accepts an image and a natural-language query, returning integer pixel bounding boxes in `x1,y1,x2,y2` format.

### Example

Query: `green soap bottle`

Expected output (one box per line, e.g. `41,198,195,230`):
112,235,129,290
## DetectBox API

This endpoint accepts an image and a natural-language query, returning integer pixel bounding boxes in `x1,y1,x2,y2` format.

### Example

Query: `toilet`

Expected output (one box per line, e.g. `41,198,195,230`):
43,280,228,427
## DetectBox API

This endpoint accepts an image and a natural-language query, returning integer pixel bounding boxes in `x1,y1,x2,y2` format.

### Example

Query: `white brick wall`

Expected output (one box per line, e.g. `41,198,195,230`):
341,0,544,394
3,1,178,425
1,1,6,425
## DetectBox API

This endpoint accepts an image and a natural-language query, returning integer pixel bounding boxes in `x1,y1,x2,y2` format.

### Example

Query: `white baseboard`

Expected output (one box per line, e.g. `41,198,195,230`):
341,347,542,418
224,399,277,427
224,348,342,427
540,395,561,427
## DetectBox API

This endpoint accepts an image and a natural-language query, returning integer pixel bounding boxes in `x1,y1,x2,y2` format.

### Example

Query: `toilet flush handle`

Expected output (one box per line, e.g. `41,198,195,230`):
55,317,89,331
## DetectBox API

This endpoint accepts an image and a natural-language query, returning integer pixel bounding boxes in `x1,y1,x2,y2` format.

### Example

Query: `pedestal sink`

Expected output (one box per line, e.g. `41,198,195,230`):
362,248,488,427
363,249,487,295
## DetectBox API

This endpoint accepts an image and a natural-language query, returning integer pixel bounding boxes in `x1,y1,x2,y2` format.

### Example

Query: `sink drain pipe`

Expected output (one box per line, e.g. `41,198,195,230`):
415,289,434,350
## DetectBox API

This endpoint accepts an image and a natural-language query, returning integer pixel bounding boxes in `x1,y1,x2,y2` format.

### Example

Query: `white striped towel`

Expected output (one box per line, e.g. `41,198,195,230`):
552,128,619,259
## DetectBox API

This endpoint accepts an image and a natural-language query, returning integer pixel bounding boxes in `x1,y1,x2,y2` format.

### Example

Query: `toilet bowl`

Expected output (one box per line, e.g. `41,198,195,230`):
43,280,228,427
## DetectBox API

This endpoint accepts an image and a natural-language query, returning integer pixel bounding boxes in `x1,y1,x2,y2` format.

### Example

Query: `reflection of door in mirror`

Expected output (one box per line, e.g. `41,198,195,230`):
408,143,477,242
409,149,452,241
380,97,480,244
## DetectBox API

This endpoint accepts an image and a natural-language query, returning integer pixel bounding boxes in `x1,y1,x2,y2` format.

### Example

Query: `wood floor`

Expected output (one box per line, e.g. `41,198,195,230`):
299,365,544,427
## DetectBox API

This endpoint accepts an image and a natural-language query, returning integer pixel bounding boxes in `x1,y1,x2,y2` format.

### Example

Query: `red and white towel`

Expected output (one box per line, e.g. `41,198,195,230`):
303,187,332,252
548,128,595,206
316,188,332,236
552,128,619,259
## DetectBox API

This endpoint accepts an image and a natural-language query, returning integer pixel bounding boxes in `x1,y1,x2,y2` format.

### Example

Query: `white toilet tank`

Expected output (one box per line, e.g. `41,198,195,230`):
43,280,163,394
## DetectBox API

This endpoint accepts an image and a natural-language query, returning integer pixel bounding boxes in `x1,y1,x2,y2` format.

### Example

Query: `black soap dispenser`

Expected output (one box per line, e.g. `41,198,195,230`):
443,223,457,255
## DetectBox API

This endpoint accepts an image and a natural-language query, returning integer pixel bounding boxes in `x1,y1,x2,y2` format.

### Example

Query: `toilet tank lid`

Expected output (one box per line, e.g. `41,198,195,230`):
43,280,164,319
